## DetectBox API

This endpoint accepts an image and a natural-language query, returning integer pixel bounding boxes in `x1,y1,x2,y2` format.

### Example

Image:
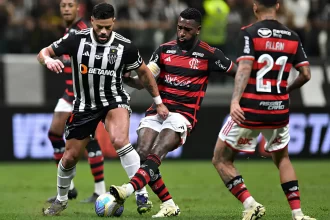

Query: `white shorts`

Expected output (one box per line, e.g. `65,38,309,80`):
54,98,73,112
219,116,290,153
137,112,192,145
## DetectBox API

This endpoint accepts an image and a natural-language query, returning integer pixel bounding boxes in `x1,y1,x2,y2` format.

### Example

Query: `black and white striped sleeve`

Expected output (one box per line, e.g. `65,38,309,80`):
123,43,144,71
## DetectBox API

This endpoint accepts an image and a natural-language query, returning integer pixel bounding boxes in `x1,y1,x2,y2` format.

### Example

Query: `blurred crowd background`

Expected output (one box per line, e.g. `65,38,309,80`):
1,0,329,76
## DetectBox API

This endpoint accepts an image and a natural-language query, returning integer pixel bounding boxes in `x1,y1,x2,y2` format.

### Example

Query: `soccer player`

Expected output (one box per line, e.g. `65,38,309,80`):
46,0,106,204
110,8,237,217
38,2,168,216
211,1,315,220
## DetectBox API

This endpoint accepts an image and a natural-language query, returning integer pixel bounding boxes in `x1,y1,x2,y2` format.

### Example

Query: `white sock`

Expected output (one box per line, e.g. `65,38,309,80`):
95,181,106,195
243,196,256,210
163,199,175,206
123,183,135,197
116,144,148,197
56,160,76,202
292,209,303,216
135,187,148,198
69,180,74,190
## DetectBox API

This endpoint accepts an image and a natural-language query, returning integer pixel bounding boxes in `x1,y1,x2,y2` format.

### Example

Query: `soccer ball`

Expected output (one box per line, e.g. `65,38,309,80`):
95,193,124,217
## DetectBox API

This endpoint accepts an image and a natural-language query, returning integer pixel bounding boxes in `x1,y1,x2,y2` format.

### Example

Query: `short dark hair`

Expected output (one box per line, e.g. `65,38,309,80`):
256,0,278,8
179,8,202,24
92,2,115,19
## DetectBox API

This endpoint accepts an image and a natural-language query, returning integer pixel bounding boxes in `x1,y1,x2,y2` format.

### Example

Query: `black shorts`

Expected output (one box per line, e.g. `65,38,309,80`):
64,103,131,140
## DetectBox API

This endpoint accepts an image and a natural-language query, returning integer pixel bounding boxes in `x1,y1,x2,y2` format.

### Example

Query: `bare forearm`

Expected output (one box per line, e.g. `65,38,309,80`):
287,75,309,93
231,71,249,103
37,47,52,65
123,76,144,90
138,71,160,97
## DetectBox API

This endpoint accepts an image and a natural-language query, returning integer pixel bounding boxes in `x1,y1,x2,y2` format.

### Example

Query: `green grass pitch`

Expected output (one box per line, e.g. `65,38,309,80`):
0,160,329,220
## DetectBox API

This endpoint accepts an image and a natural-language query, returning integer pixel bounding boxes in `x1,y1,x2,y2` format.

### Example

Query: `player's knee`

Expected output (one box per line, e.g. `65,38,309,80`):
61,151,79,168
111,137,129,150
136,146,149,161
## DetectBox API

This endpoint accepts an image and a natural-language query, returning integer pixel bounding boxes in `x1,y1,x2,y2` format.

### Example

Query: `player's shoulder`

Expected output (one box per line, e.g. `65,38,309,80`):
74,28,91,36
242,20,299,40
73,19,89,30
197,40,216,54
113,32,132,45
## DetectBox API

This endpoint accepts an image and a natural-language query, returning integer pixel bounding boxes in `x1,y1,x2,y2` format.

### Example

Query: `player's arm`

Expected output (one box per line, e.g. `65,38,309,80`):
125,44,168,118
211,48,237,77
287,66,311,93
230,29,255,124
287,40,311,93
37,32,75,74
123,46,161,90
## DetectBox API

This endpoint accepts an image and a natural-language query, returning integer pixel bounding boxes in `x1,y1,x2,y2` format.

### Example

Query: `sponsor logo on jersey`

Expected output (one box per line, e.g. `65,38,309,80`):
259,101,285,110
164,74,191,87
244,36,251,54
273,29,291,38
79,63,116,76
215,60,227,70
258,28,272,38
166,50,176,54
192,52,204,57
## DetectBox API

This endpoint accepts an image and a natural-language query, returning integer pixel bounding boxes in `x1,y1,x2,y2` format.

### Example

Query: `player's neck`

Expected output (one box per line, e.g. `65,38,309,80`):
258,13,277,21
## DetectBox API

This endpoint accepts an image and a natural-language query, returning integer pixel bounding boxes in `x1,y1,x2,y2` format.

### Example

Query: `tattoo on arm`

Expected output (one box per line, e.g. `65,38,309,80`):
231,60,253,103
137,64,160,97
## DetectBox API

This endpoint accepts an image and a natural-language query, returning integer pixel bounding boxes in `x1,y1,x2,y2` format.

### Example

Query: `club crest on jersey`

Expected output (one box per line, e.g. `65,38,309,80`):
189,58,200,69
258,28,272,38
108,49,117,65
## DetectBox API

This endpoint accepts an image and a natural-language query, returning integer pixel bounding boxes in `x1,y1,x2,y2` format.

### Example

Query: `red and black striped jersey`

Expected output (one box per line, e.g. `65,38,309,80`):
146,40,233,130
61,19,88,103
236,20,309,129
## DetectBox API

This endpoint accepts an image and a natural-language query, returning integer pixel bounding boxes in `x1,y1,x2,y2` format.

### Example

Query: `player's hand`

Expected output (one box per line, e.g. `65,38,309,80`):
122,71,131,83
156,103,169,120
45,58,64,74
230,101,245,124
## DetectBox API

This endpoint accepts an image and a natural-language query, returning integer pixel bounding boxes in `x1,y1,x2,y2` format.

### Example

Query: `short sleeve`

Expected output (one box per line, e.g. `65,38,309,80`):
209,48,233,73
148,46,161,66
51,32,76,56
236,29,255,63
123,43,144,71
293,39,309,69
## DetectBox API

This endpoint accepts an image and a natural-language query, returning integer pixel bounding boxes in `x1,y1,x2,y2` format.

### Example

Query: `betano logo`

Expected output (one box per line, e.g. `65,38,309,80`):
79,63,116,76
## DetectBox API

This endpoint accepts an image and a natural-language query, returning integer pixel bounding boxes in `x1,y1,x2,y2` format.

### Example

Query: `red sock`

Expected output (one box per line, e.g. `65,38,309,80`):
148,171,172,202
88,156,104,183
48,131,65,167
130,154,161,191
226,175,251,203
282,180,301,210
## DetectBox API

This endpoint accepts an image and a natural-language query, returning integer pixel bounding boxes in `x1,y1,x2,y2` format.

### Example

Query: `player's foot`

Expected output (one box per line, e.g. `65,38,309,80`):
109,185,128,204
136,194,153,214
46,188,78,203
292,215,316,220
80,192,99,203
42,199,68,216
242,202,265,220
152,203,180,218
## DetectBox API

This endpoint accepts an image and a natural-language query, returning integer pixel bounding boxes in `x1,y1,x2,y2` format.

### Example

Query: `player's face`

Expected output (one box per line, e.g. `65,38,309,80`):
177,17,200,49
91,17,115,44
60,0,79,23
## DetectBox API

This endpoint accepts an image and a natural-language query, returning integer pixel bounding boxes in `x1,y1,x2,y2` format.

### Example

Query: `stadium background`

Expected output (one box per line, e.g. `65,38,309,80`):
0,1,329,219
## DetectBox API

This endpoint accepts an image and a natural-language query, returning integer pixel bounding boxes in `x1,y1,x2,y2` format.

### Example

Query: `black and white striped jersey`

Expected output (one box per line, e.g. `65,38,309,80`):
51,28,143,112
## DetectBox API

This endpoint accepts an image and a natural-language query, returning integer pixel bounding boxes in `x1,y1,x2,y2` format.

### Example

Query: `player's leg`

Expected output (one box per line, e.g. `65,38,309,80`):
47,99,77,203
111,113,186,217
43,110,102,216
80,134,106,203
212,117,265,220
265,127,316,220
135,124,160,214
104,106,150,201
